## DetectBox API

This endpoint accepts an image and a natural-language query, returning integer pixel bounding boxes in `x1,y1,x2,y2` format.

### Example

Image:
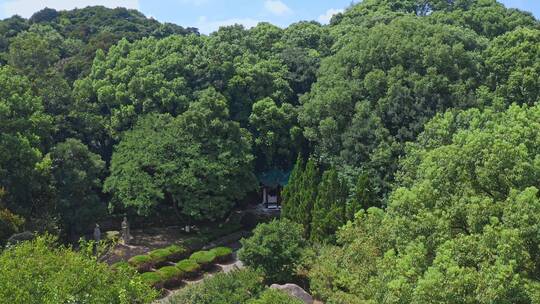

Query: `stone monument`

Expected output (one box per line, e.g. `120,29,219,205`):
121,216,131,245
93,223,101,243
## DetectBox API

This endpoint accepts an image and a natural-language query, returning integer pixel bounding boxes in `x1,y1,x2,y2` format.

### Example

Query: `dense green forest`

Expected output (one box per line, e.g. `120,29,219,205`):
1,0,540,303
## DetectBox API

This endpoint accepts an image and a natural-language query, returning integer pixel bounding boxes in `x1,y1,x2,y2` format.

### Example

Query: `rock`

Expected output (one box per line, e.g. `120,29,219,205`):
6,231,34,245
270,283,314,304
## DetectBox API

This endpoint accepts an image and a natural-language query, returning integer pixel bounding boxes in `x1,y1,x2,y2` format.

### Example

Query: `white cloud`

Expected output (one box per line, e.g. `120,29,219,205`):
196,16,260,35
264,0,292,16
318,8,344,24
1,0,140,18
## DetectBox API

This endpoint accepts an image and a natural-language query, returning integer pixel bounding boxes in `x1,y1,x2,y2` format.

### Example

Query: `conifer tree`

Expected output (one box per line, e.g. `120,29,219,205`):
346,172,377,220
311,168,348,243
281,155,304,222
297,158,319,238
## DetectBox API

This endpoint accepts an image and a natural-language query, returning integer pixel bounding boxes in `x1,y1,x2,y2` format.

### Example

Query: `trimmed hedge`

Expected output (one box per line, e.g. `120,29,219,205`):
165,244,188,261
189,251,216,269
158,266,184,288
128,255,154,272
210,247,233,263
176,259,201,278
140,271,164,289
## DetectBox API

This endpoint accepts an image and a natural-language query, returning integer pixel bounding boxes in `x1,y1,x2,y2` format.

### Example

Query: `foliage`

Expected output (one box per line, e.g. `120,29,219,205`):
300,13,487,198
167,269,265,304
0,67,52,219
248,289,304,304
309,104,540,303
46,139,105,238
190,251,217,265
310,168,348,243
105,89,256,221
238,219,306,283
176,259,201,274
0,235,158,303
210,247,234,262
281,155,304,222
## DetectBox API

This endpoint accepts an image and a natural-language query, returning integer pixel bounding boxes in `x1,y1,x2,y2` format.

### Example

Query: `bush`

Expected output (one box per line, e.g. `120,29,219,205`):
210,246,233,263
190,250,216,269
164,244,188,261
148,248,172,264
149,244,188,265
168,269,264,304
140,271,164,289
0,207,24,246
176,259,201,277
249,289,305,304
111,261,133,271
128,254,154,272
0,235,158,303
157,266,184,288
238,219,306,283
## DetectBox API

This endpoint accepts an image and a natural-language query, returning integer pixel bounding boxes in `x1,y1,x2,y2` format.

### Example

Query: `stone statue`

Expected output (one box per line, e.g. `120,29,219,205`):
93,223,101,243
121,217,131,245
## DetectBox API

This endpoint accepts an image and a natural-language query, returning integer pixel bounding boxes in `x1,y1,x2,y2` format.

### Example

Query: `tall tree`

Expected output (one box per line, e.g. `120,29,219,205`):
47,139,105,239
310,168,348,243
105,88,256,222
0,67,52,218
281,155,305,222
297,158,320,237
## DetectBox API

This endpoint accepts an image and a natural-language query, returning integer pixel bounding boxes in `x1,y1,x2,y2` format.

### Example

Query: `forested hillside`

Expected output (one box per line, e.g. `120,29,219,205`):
1,0,540,303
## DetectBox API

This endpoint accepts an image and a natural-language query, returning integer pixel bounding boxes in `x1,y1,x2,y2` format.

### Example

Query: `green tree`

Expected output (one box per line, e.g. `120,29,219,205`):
239,219,306,283
297,158,319,237
485,27,540,106
169,269,264,304
281,155,304,222
0,67,52,218
105,88,256,222
309,104,540,303
46,139,105,239
0,235,157,303
347,172,378,220
300,15,486,199
310,168,348,243
249,98,298,170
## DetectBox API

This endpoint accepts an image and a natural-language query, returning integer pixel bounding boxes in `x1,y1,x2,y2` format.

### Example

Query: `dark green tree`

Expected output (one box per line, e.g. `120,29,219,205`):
238,219,306,283
105,88,256,222
310,168,348,243
281,155,304,222
347,172,378,220
297,158,320,237
47,139,105,239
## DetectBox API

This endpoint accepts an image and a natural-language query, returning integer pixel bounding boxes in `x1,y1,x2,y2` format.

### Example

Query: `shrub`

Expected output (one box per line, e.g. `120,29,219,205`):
164,244,188,261
176,259,201,278
111,261,133,271
140,271,164,289
249,289,305,304
0,207,24,246
0,235,158,303
149,244,188,265
238,219,306,283
148,248,172,264
168,269,264,304
190,250,216,269
158,266,184,288
128,254,154,272
210,246,233,263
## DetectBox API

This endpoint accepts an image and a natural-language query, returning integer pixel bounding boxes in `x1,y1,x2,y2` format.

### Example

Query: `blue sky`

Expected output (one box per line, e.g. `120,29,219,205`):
0,0,538,34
